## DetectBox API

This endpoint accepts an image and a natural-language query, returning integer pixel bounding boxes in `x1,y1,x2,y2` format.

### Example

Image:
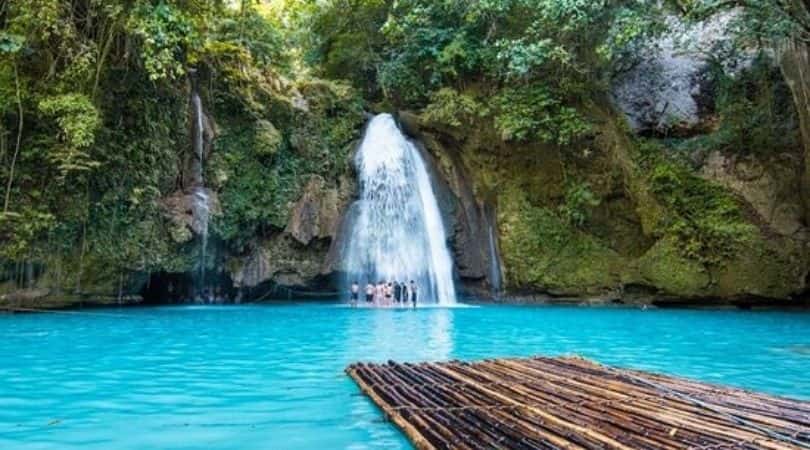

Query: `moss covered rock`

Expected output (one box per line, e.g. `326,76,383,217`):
636,237,710,297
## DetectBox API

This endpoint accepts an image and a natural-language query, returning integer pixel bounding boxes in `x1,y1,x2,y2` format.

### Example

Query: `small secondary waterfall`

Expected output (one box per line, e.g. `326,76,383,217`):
190,89,210,287
487,224,502,294
344,113,456,304
484,203,503,296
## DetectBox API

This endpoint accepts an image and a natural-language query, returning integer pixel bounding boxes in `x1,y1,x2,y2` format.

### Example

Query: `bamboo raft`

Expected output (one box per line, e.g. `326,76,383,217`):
346,356,810,450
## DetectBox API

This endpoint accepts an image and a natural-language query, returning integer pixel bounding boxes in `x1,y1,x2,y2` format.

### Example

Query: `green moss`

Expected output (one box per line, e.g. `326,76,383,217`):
711,234,808,299
210,122,303,251
636,142,757,265
498,186,625,293
211,78,364,254
637,237,709,296
254,120,283,156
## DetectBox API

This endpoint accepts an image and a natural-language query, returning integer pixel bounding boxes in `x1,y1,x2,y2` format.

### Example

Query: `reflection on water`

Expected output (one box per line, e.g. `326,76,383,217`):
428,309,453,360
344,307,454,362
0,304,807,450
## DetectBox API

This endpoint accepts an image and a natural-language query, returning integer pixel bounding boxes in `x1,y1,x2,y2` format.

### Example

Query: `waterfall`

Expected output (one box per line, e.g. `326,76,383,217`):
487,223,502,295
190,89,210,287
344,113,456,304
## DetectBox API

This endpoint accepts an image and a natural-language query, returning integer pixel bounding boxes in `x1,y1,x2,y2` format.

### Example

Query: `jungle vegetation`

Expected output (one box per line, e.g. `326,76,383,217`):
0,0,807,297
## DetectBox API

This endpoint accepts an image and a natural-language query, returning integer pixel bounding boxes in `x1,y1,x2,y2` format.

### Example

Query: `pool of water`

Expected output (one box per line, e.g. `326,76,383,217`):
1,303,808,449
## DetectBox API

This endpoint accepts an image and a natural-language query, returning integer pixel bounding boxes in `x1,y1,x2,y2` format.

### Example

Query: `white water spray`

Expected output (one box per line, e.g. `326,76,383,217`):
344,114,456,304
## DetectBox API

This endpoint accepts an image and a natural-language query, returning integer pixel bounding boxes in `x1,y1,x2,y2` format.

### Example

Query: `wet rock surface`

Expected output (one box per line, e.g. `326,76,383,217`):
160,188,222,243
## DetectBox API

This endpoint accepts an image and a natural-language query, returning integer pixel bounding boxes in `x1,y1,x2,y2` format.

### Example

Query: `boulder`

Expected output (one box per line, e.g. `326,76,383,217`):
611,12,750,136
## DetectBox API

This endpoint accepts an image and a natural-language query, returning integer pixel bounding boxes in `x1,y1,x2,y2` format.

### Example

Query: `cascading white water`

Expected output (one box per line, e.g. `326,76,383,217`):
344,113,456,304
190,90,209,286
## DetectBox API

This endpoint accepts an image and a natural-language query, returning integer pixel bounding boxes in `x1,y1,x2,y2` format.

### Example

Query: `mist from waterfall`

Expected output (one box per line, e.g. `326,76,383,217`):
344,113,456,304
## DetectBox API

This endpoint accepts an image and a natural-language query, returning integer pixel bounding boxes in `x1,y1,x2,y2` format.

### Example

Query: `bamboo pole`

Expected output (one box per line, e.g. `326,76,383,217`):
347,364,437,450
346,357,809,450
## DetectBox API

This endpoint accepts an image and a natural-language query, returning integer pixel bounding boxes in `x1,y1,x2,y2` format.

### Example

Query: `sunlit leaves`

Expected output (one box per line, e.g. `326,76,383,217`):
130,3,196,81
422,88,489,127
38,94,102,177
495,38,557,79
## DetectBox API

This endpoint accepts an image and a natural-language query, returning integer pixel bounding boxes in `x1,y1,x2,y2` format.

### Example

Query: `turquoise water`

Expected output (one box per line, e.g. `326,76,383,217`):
1,303,808,449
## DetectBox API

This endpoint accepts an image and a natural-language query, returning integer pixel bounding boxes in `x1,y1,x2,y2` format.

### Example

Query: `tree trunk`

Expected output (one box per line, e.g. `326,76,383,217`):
779,39,810,224
4,63,23,214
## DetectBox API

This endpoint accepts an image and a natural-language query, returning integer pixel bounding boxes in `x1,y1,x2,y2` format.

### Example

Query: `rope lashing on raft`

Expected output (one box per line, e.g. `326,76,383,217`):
605,366,810,449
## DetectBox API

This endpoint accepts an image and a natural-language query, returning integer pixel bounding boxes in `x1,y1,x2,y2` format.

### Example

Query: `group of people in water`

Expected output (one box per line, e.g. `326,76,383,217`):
349,280,418,307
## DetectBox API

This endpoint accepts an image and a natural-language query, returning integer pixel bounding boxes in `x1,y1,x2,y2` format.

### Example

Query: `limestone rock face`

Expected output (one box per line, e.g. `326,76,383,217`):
229,235,329,289
700,151,806,236
779,40,810,225
285,176,341,245
397,111,502,293
231,174,356,290
611,12,748,136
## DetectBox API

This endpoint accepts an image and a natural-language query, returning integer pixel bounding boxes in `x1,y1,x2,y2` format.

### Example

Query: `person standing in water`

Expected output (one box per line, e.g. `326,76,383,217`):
393,281,402,304
349,281,359,307
401,282,409,306
409,280,418,307
365,282,374,304
384,282,394,306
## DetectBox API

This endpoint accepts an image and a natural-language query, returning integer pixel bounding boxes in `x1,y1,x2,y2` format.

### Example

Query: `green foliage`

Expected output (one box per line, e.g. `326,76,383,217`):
558,181,600,228
130,2,197,81
210,8,287,70
680,0,809,45
0,209,56,260
494,85,591,144
0,32,25,54
301,0,390,95
422,88,489,128
0,0,308,290
599,5,667,64
211,77,364,252
498,185,621,290
648,159,755,265
254,120,283,156
38,94,102,176
294,0,661,150
710,55,798,155
212,123,302,247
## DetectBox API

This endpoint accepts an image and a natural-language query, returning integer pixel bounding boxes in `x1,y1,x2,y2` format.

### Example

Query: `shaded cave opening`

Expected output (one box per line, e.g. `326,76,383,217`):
140,270,237,305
